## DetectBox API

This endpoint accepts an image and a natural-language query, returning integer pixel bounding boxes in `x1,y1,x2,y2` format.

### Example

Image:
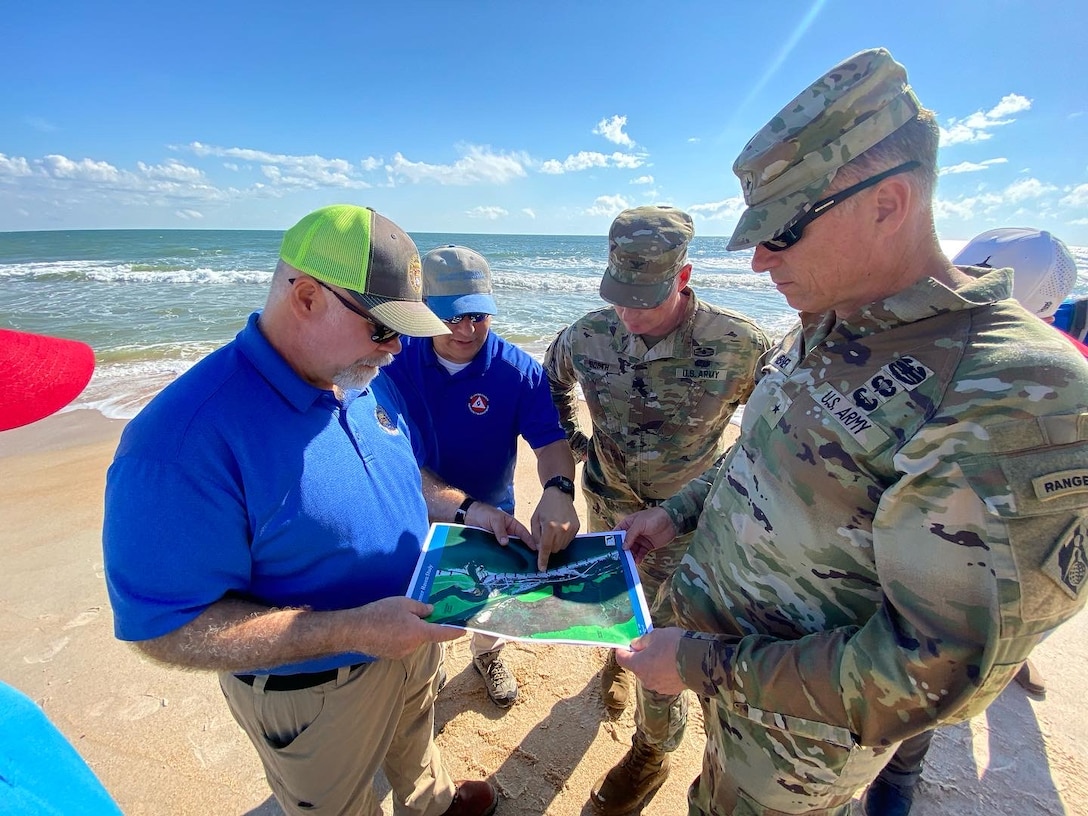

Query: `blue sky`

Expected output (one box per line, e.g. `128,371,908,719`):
2,0,1086,242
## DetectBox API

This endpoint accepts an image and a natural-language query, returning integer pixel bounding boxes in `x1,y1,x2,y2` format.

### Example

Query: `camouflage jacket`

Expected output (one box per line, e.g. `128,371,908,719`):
662,268,1088,756
543,289,770,509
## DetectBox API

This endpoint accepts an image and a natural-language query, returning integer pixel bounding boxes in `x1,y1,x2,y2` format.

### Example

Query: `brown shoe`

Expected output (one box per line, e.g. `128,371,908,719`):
1015,659,1046,698
442,780,498,816
590,738,670,815
600,650,633,714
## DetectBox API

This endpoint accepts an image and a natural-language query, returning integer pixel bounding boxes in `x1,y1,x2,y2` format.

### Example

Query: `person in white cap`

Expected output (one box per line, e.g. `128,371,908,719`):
103,206,518,816
383,244,579,708
865,227,1086,816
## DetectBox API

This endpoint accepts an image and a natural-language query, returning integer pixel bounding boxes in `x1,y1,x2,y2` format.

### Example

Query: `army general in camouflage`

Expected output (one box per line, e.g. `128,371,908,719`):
615,48,1088,816
542,205,770,815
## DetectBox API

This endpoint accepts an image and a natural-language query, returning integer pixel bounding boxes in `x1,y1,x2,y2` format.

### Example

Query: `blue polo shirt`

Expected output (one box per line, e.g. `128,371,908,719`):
384,332,566,512
103,312,430,674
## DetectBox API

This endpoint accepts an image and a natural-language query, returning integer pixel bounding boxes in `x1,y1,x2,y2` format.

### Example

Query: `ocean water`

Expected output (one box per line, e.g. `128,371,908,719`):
1,230,1085,420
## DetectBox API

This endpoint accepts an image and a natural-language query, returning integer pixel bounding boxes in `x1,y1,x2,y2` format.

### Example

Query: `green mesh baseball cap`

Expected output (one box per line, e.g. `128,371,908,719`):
279,205,449,337
727,47,922,251
599,206,694,308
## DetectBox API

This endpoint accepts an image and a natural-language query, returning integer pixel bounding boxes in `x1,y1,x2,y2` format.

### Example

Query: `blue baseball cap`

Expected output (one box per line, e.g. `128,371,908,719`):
421,245,499,320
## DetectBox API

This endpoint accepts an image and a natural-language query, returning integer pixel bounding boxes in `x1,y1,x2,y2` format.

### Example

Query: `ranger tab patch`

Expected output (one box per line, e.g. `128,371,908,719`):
1033,469,1088,501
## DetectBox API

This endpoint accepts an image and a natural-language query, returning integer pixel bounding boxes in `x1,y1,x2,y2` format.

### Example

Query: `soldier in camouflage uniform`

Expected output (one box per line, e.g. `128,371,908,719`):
615,48,1088,816
543,206,770,815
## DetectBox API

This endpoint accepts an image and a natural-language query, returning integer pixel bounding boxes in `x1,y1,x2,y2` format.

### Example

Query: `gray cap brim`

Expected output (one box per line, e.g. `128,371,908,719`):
352,293,451,337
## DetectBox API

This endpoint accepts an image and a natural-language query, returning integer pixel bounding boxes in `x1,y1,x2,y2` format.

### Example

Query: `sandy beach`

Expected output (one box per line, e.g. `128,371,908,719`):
2,407,1086,815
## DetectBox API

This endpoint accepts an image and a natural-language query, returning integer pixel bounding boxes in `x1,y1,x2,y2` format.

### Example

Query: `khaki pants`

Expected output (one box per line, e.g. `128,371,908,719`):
220,642,455,816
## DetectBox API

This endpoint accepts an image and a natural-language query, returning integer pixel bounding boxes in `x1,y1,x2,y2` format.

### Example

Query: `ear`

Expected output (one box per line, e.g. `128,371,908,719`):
872,175,912,234
677,264,693,288
288,276,324,318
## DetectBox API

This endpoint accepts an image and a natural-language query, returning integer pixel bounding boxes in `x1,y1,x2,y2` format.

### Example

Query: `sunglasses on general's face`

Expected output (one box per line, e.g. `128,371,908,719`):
443,313,489,325
289,278,401,344
760,161,921,252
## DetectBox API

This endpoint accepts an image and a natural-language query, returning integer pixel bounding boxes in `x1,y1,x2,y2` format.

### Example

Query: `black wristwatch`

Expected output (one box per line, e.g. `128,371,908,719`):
543,475,576,498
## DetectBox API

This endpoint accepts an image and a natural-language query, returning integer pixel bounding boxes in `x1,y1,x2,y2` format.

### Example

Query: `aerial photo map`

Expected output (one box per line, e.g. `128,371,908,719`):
406,523,652,647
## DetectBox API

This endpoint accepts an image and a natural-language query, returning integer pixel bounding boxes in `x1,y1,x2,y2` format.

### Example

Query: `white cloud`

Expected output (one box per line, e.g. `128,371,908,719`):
1004,177,1057,202
1059,183,1088,208
933,176,1058,221
593,115,635,148
630,175,654,185
687,137,701,143
522,208,536,219
539,151,647,175
42,155,122,183
388,145,529,185
1069,217,1088,226
180,141,374,188
466,205,508,220
0,153,34,177
175,209,204,220
584,194,630,217
223,162,239,171
939,158,1008,176
688,196,746,221
940,93,1032,146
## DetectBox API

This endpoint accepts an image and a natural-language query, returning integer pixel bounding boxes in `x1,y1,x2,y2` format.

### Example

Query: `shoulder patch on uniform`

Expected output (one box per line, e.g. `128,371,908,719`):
676,366,722,380
1033,469,1088,501
1043,516,1088,599
374,404,399,434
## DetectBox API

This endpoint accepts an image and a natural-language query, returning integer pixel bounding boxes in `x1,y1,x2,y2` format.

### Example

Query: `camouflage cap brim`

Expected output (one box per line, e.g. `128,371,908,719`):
727,178,834,251
599,268,678,309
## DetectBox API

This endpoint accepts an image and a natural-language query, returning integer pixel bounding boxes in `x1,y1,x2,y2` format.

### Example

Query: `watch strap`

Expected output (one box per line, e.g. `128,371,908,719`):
454,497,475,525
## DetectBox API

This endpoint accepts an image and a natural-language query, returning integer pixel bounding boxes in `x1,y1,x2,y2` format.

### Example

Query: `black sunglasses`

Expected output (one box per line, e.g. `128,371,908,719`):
761,160,921,252
289,277,401,344
443,313,489,325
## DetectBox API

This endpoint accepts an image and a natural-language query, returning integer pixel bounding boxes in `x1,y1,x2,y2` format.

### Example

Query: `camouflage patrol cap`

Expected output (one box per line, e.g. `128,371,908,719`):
599,206,695,308
727,47,922,251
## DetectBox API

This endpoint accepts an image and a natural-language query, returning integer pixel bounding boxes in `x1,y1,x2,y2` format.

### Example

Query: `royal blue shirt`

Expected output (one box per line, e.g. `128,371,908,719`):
383,332,566,512
103,312,430,674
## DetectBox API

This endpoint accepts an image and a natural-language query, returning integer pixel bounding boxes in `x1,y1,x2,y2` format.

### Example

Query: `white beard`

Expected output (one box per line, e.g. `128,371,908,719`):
333,352,395,392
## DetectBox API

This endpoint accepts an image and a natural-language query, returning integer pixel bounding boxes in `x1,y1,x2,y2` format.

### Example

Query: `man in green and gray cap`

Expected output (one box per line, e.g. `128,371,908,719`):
543,205,770,815
104,205,516,816
613,49,1088,815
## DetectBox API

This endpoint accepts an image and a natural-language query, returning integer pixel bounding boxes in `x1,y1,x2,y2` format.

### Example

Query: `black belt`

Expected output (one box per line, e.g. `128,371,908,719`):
235,663,364,692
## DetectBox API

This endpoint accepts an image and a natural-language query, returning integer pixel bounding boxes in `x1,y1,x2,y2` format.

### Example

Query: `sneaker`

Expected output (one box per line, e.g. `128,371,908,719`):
472,650,517,708
600,650,633,715
590,737,670,815
1014,658,1046,698
862,776,914,816
441,780,498,816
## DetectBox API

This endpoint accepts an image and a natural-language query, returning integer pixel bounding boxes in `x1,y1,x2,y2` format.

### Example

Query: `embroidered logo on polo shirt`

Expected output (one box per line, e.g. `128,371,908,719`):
468,393,490,415
374,404,399,434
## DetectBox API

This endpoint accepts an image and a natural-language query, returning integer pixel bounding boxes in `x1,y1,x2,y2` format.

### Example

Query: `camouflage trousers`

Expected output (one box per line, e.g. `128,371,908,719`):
685,697,897,815
587,491,689,753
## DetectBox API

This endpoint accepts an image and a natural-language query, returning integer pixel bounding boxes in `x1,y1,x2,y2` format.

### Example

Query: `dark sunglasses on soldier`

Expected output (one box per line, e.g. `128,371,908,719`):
443,313,489,325
289,277,401,344
760,160,921,252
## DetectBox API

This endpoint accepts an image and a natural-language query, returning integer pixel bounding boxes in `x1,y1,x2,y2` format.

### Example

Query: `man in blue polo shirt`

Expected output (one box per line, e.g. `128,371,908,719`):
103,206,525,816
384,245,579,708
